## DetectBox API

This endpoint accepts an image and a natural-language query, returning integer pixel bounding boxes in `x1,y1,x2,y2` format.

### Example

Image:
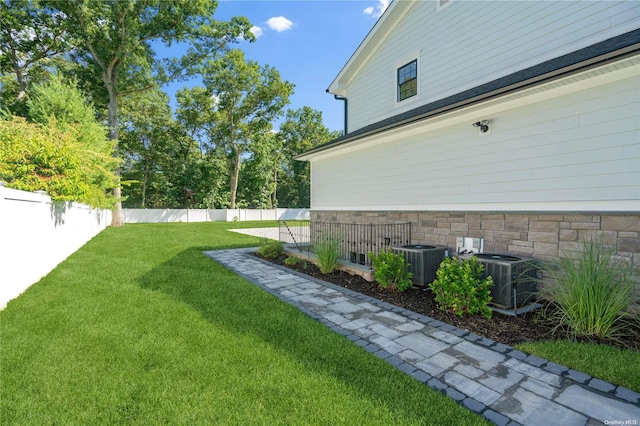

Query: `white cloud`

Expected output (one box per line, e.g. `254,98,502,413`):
250,25,264,39
266,16,294,32
363,0,390,19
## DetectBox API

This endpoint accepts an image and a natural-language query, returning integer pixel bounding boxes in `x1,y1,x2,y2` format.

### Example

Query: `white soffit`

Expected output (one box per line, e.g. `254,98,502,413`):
305,55,640,162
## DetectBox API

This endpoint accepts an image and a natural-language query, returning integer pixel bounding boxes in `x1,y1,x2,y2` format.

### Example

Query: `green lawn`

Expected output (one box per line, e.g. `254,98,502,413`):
1,222,486,425
516,340,640,392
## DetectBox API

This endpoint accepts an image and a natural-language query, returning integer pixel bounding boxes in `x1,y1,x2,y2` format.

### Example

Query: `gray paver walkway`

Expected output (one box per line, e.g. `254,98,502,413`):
205,248,640,426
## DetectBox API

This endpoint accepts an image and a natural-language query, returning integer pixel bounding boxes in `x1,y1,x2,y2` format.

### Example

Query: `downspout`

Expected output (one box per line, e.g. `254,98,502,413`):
327,89,348,135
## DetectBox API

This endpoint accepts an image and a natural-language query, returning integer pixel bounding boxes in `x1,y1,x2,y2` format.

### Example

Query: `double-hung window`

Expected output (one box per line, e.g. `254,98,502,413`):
397,60,417,102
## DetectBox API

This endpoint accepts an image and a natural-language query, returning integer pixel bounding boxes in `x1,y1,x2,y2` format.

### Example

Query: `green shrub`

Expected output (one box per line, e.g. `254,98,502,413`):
539,235,639,341
430,257,493,319
369,248,413,291
257,239,284,259
313,238,341,274
284,256,307,268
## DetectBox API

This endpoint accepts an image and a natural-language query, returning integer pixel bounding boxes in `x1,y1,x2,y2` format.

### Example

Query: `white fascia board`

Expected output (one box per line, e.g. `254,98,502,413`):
327,0,416,95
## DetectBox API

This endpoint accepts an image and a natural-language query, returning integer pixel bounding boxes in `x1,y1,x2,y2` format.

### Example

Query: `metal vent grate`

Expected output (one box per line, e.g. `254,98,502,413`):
392,245,447,285
474,255,537,309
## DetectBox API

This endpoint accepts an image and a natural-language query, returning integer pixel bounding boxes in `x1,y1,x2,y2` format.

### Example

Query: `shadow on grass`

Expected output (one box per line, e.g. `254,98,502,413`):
138,247,483,424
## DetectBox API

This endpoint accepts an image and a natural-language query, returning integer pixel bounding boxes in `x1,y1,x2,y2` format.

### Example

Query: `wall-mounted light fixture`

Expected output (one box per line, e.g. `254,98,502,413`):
473,120,490,133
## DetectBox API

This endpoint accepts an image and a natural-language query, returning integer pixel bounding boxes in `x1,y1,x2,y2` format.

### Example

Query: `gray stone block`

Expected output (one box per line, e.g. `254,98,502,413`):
465,332,482,342
446,387,466,402
450,328,469,337
544,362,568,375
416,352,459,376
454,363,484,379
462,397,485,414
615,386,640,404
411,370,431,383
369,334,406,355
397,362,417,375
443,371,501,406
502,358,561,387
493,387,587,425
520,377,556,399
395,332,449,357
483,409,510,426
524,355,547,367
438,323,456,332
477,337,496,347
565,369,591,384
373,349,392,360
428,377,448,392
508,350,528,360
449,340,506,371
364,343,379,352
386,355,404,367
588,378,616,394
556,385,640,423
479,366,524,394
492,343,511,353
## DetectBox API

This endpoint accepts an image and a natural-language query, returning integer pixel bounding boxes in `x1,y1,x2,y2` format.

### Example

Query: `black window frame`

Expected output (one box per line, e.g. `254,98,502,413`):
397,59,417,102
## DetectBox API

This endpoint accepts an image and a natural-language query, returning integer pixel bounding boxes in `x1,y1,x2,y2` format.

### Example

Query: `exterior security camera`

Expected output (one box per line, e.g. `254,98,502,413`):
473,120,490,133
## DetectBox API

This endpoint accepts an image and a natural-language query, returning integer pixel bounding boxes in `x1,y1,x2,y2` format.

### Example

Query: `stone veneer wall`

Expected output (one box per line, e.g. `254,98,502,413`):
311,211,640,269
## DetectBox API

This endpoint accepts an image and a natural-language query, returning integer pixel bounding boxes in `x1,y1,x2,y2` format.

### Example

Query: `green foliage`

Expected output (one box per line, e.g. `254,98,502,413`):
284,256,307,268
257,239,284,259
539,236,639,341
182,49,294,209
239,132,282,208
430,257,494,319
369,249,413,292
25,76,119,207
313,238,341,275
0,116,116,207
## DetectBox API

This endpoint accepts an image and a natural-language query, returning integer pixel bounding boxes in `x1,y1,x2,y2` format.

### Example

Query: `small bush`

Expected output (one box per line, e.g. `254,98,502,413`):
369,248,413,291
257,239,284,259
430,257,493,319
313,238,341,274
284,256,307,268
539,235,639,341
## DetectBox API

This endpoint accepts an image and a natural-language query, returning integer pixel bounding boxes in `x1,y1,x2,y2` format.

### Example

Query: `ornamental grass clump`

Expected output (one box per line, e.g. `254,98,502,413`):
430,257,493,319
313,237,341,274
369,248,413,292
539,236,639,341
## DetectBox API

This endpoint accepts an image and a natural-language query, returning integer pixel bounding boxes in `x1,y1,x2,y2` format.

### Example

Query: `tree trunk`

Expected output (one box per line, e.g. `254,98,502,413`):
271,166,277,208
105,72,124,226
229,145,241,209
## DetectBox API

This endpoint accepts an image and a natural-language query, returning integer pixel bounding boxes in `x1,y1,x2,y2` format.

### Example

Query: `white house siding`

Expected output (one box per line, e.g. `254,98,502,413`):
311,63,640,212
346,0,639,132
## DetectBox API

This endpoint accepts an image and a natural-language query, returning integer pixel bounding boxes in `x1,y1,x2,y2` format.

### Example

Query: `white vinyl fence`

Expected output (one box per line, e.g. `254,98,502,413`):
0,186,111,309
123,208,309,223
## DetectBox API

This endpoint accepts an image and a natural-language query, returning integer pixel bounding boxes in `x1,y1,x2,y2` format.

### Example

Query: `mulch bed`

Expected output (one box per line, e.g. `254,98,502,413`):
254,253,639,351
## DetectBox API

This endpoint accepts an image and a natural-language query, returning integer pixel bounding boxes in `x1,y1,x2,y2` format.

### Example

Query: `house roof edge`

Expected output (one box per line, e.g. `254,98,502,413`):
299,28,640,161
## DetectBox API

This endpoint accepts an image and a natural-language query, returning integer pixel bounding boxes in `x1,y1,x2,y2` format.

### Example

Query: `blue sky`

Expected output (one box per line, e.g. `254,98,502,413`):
162,1,390,132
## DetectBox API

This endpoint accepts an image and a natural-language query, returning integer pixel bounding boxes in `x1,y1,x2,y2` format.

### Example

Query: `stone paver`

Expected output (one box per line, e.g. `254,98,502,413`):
205,248,640,426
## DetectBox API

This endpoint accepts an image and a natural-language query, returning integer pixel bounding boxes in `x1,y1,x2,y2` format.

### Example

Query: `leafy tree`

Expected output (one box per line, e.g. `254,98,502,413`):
181,49,294,208
0,0,73,111
38,0,254,224
239,131,282,208
0,116,115,206
278,107,340,207
20,76,118,206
